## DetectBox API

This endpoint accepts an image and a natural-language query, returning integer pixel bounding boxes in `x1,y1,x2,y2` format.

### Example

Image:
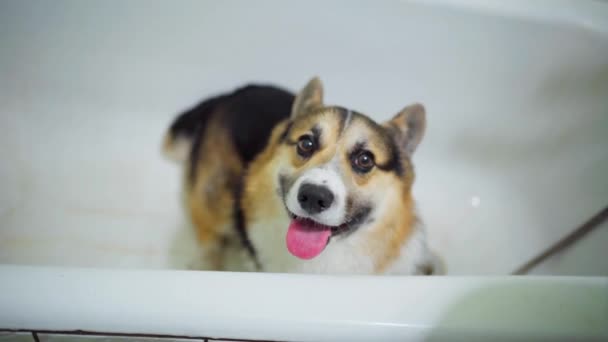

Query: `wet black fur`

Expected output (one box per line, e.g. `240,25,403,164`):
168,85,295,182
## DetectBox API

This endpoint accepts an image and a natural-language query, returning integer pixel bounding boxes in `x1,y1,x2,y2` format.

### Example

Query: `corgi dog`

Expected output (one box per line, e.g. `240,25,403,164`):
163,77,441,275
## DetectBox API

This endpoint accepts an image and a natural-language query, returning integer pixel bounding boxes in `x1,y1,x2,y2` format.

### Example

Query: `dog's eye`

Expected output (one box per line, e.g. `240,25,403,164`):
297,135,316,157
352,151,375,172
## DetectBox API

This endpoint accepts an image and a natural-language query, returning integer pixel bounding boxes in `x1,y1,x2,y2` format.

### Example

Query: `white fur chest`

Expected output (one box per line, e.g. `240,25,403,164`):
248,216,380,275
248,216,434,275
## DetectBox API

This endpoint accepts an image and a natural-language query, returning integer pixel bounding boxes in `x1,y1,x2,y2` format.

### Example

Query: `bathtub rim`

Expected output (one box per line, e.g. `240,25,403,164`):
0,265,606,342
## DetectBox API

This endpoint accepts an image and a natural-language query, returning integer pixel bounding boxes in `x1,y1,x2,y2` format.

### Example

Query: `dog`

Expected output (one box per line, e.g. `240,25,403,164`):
163,77,441,275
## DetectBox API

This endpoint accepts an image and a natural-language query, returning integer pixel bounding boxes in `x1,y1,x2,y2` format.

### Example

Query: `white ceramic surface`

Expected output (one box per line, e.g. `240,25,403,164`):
0,265,606,341
0,1,607,275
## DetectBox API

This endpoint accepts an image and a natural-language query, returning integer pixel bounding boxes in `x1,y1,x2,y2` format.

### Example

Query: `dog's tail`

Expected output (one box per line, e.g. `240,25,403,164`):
162,95,224,163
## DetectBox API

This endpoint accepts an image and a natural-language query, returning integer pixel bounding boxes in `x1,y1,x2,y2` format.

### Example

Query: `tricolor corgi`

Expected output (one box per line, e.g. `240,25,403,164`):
163,77,442,275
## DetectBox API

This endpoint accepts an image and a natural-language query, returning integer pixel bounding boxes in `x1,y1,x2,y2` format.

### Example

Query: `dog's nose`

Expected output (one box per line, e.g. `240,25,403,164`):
297,183,334,214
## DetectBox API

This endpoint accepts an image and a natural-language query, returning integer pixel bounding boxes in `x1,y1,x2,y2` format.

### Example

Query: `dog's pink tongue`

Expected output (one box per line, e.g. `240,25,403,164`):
286,219,331,260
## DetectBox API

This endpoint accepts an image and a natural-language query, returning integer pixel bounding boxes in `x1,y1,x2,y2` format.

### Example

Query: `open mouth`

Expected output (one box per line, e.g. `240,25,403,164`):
285,211,351,260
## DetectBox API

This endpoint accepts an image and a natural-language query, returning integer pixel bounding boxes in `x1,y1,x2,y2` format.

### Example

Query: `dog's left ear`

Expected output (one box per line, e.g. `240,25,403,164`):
291,76,324,118
383,103,426,156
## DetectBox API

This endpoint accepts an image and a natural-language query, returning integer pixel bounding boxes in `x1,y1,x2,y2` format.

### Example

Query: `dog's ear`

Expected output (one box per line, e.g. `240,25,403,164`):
291,77,324,118
383,103,426,156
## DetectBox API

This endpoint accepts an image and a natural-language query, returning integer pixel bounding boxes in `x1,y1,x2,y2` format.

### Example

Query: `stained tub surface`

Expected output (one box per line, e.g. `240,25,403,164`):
0,1,607,276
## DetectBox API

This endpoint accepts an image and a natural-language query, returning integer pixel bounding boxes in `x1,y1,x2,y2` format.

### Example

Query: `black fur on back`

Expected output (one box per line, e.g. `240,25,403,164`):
220,85,295,163
169,84,294,180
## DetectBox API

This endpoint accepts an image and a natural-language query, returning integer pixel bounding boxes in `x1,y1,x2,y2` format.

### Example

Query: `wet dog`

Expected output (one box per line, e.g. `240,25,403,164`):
163,77,441,274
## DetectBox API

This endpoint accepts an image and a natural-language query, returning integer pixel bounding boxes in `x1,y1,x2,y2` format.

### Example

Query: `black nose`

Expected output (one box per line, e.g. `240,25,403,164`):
297,183,335,214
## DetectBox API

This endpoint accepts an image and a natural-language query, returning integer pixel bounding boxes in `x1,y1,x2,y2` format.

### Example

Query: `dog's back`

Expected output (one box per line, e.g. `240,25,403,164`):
163,85,294,270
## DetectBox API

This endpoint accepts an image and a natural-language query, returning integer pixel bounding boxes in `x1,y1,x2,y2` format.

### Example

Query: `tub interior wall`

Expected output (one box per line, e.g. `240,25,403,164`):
0,1,607,275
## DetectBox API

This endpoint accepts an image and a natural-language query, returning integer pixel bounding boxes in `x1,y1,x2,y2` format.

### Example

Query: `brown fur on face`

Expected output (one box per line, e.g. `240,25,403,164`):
243,78,427,273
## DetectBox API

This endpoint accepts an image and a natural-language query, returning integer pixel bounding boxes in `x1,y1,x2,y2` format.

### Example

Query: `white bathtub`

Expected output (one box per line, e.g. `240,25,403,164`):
1,0,607,341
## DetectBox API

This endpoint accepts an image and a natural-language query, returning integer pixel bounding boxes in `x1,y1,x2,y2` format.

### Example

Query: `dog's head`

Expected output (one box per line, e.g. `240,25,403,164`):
269,77,426,260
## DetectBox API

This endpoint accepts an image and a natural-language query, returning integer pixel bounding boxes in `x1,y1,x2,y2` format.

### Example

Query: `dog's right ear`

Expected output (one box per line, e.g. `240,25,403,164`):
291,76,324,118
